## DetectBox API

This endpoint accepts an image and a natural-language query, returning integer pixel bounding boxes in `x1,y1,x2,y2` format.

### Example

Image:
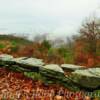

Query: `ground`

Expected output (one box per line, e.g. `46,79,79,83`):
0,68,72,100
0,68,98,100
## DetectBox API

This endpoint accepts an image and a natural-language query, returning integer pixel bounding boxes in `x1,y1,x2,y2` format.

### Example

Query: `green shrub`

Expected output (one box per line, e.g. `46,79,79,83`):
24,72,44,81
0,44,5,49
11,40,17,46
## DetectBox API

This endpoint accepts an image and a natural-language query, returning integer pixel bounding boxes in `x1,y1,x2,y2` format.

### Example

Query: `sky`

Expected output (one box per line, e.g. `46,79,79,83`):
0,0,100,39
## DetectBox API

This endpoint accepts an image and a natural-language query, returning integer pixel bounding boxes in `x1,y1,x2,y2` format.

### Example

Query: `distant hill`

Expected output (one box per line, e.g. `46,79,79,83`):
0,34,33,45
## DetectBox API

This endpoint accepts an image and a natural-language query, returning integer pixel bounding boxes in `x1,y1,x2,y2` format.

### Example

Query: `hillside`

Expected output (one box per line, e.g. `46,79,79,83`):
0,34,33,45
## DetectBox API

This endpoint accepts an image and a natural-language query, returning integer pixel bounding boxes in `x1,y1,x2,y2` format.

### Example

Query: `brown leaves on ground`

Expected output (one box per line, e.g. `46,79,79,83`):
0,68,98,100
0,68,68,100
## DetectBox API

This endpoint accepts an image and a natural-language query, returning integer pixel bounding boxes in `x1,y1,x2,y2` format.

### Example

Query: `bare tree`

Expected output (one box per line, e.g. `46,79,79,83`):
79,16,100,55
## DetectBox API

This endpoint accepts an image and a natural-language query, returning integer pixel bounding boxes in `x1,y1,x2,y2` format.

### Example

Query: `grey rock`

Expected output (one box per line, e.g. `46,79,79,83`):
40,64,65,83
70,68,100,89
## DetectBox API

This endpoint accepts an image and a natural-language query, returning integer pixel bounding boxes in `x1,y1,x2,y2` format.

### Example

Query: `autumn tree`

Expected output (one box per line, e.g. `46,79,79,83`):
79,17,100,56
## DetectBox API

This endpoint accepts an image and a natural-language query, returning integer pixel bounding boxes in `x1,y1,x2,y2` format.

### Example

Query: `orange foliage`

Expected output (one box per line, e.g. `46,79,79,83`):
74,40,99,67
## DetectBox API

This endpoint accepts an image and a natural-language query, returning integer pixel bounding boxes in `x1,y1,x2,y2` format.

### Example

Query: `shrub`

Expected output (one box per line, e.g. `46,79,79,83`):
0,44,5,49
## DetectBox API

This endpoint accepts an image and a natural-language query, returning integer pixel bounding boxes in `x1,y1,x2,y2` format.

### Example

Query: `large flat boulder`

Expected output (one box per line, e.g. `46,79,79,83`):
11,57,45,72
70,68,100,89
0,55,45,72
61,64,85,72
40,64,64,81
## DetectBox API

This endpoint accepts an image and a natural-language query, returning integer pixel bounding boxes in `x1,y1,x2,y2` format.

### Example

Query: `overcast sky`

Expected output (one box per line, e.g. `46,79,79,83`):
0,0,100,39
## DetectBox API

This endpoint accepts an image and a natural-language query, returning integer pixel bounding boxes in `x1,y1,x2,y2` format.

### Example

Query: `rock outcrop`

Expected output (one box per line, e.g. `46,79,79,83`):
0,54,100,91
